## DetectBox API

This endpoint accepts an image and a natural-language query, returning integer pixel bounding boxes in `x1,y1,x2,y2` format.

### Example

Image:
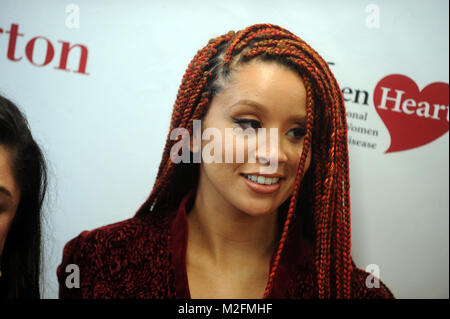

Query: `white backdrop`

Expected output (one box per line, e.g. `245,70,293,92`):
0,0,448,298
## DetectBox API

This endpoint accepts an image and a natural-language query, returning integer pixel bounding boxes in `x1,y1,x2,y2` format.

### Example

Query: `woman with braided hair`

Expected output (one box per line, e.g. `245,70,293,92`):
57,23,394,299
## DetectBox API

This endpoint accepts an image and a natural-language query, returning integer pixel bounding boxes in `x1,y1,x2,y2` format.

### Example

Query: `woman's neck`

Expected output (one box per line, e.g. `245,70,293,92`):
186,183,279,272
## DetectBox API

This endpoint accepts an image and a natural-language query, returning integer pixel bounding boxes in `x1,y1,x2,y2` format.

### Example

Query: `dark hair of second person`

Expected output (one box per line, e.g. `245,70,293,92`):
0,94,47,299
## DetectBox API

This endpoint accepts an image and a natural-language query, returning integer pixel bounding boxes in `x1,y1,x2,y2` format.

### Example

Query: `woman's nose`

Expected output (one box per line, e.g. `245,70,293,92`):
255,128,288,165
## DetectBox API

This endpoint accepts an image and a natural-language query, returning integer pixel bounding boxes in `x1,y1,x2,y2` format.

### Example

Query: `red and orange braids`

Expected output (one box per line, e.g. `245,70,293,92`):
136,23,352,299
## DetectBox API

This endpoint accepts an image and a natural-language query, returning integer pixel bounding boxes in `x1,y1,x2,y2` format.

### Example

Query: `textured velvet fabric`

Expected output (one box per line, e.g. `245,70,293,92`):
57,190,394,299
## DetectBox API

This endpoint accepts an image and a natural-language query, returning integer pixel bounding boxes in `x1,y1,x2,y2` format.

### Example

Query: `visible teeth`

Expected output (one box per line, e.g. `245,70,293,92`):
244,175,280,185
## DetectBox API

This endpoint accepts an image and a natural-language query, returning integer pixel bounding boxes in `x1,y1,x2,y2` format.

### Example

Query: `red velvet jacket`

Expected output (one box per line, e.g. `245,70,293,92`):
57,190,395,299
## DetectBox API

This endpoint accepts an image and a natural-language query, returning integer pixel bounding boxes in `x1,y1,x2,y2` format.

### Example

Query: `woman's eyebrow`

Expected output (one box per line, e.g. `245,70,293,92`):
230,99,306,125
0,186,12,198
230,99,267,112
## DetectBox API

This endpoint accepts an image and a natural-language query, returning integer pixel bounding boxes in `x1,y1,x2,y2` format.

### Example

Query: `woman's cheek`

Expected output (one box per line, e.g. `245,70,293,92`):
300,143,312,173
0,213,14,254
220,130,256,164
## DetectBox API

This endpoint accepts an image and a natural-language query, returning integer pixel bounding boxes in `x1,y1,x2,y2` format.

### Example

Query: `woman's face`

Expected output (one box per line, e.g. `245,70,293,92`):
196,59,311,217
0,145,20,255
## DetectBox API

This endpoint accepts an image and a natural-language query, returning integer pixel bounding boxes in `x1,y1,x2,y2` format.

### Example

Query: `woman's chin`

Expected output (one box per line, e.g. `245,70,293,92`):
236,201,278,218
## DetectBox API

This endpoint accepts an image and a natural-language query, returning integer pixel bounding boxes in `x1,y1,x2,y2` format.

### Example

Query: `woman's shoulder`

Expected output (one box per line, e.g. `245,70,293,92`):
61,213,172,257
350,265,395,299
57,212,176,298
286,259,395,299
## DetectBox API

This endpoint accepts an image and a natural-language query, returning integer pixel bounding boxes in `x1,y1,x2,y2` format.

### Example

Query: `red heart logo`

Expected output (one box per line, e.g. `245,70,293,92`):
373,74,449,153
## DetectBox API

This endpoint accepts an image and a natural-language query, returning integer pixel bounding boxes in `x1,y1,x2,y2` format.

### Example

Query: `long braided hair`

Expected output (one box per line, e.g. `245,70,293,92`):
136,23,352,299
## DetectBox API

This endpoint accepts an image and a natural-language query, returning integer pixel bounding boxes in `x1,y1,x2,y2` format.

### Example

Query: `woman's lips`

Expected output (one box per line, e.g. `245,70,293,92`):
241,174,281,194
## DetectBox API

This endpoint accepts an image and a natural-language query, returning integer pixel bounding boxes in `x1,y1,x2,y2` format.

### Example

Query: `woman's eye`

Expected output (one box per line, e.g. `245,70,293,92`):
231,117,305,140
232,117,261,130
287,127,306,139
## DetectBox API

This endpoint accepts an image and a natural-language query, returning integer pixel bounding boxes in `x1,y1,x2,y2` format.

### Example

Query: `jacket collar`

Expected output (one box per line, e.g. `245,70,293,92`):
169,189,315,298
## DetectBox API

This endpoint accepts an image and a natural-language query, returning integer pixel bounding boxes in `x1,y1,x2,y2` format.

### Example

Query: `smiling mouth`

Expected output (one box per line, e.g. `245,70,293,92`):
241,174,281,185
240,173,282,194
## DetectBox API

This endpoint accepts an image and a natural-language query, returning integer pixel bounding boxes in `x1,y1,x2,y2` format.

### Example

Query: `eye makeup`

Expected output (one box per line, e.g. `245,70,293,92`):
232,117,261,130
231,116,306,140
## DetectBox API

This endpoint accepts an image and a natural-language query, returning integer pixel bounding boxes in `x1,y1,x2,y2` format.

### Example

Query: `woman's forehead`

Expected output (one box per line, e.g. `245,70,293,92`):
214,60,307,117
